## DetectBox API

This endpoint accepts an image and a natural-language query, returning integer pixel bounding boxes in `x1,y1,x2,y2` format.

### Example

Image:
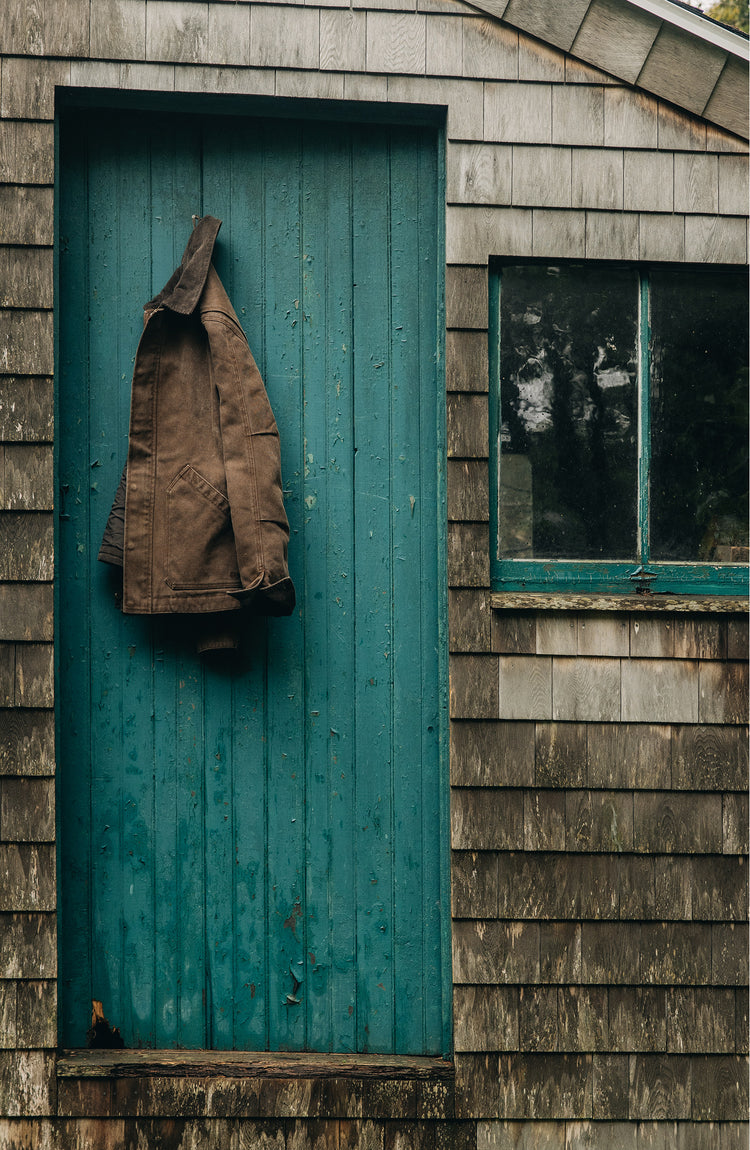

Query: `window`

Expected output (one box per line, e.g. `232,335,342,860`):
490,262,749,596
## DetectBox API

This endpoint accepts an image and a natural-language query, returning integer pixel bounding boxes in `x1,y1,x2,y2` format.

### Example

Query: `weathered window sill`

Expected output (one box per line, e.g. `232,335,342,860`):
56,1050,455,1120
490,592,748,614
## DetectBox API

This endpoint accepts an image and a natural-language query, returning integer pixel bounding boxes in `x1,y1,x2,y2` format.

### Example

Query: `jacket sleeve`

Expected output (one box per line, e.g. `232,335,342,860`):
205,312,296,616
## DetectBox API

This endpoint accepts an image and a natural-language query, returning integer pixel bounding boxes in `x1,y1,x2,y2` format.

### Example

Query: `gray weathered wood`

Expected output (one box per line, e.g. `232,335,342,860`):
425,14,463,78
638,24,726,116
587,723,671,790
206,9,255,69
0,0,89,56
173,64,274,97
633,792,722,854
723,793,749,855
446,330,489,393
0,777,54,841
691,1055,749,1121
536,615,578,656
691,856,747,921
367,13,426,74
518,988,558,1053
667,988,736,1055
535,723,587,787
571,148,624,211
624,151,673,212
0,1050,56,1118
0,708,54,776
519,36,567,84
540,923,582,984
491,612,535,656
120,62,176,90
451,849,499,918
672,618,726,661
713,923,748,986
565,790,633,853
726,616,748,661
449,719,534,787
557,987,608,1053
449,589,492,653
452,920,539,984
674,153,719,214
0,912,56,978
0,122,53,185
605,988,665,1052
446,266,487,330
672,724,748,792
0,313,53,377
0,378,54,442
275,71,345,101
604,87,658,149
462,18,517,81
450,654,499,718
447,204,532,263
0,843,55,911
453,986,518,1052
15,980,56,1048
628,1054,691,1119
320,9,366,73
503,0,592,52
0,514,53,581
658,101,708,151
629,616,674,659
571,0,660,86
498,655,552,721
448,522,491,588
552,87,604,147
576,615,629,658
91,0,147,60
146,0,208,64
0,58,70,120
524,790,565,851
0,585,53,642
621,659,699,725
451,787,523,850
718,154,750,216
12,643,54,708
447,143,512,207
639,213,686,263
702,54,750,141
592,1053,628,1119
684,214,747,264
552,657,620,723
447,393,489,459
484,82,551,144
654,855,693,921
388,77,484,140
532,209,586,259
512,146,571,208
699,662,749,725
447,460,489,521
585,210,639,260
0,446,53,510
0,187,54,247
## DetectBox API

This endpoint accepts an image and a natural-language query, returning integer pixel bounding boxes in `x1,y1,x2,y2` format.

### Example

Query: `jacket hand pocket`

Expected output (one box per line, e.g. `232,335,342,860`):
165,464,241,591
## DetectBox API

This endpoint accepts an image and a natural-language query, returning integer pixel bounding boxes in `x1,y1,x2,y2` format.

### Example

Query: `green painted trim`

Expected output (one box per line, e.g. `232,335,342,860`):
488,268,501,576
493,560,749,596
638,270,651,564
435,125,453,1061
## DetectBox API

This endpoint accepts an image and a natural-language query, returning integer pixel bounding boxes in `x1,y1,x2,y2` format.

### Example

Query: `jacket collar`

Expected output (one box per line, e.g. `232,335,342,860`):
146,215,222,316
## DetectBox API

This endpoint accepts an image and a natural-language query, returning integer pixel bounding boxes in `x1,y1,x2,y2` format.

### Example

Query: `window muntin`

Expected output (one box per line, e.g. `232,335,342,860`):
491,262,749,595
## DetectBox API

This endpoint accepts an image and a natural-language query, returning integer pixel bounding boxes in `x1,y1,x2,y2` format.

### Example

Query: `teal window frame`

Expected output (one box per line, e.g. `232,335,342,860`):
489,261,749,597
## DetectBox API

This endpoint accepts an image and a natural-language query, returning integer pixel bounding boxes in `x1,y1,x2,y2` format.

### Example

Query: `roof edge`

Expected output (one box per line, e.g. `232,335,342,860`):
627,0,749,58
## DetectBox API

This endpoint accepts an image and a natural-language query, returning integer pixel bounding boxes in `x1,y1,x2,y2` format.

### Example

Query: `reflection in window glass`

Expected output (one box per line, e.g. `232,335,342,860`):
650,269,749,563
499,265,638,560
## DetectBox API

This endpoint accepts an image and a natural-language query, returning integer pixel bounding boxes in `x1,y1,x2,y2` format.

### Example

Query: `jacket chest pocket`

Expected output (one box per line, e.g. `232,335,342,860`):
165,464,241,592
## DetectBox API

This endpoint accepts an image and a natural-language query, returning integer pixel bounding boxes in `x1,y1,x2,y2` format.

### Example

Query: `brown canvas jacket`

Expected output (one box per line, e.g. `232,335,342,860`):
99,216,295,631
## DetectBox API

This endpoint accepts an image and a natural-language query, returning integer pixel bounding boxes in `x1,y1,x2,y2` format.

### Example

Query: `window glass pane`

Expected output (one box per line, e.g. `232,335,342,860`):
650,268,749,563
499,265,638,560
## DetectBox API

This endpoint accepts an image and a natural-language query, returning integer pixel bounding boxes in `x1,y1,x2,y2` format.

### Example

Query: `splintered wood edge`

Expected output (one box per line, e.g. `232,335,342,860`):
57,1049,455,1080
490,593,749,614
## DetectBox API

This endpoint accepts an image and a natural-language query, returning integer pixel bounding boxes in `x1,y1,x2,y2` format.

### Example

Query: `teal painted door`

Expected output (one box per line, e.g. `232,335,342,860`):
57,108,448,1053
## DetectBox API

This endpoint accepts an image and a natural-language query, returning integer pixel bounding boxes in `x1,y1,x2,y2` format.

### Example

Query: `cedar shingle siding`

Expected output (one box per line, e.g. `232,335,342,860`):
0,0,747,1145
